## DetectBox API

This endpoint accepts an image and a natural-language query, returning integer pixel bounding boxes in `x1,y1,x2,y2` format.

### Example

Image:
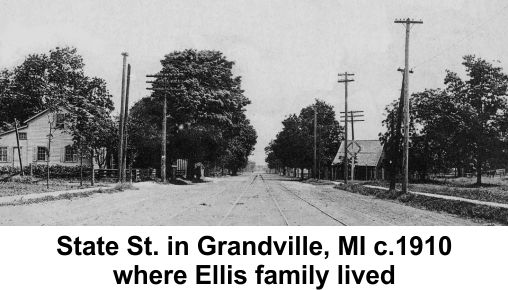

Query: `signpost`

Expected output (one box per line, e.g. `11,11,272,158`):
346,141,361,181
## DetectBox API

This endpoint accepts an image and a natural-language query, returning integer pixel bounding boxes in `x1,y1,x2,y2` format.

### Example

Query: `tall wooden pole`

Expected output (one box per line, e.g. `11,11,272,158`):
395,18,422,194
313,106,317,179
338,72,354,183
350,111,355,181
13,118,23,175
122,64,131,183
118,52,128,183
161,86,167,183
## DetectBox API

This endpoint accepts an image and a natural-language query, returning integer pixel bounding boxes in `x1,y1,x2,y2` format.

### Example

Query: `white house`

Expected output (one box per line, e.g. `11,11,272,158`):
0,108,92,168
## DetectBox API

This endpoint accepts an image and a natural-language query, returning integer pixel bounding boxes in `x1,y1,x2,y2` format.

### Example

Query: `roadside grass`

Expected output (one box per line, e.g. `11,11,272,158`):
365,178,508,205
302,178,336,186
0,178,96,197
0,182,138,206
335,183,507,225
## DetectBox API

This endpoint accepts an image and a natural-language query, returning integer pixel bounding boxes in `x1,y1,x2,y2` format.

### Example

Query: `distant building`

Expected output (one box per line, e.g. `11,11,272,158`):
0,108,92,168
332,139,385,180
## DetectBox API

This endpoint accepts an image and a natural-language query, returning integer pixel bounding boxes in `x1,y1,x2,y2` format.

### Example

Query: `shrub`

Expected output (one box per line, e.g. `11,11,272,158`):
0,164,92,179
25,164,91,178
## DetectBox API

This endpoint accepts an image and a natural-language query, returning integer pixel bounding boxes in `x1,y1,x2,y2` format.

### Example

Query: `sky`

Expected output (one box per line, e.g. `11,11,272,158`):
1,0,508,165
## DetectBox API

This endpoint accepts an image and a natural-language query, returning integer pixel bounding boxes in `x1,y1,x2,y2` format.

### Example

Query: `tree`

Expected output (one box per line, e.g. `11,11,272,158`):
445,55,508,185
380,55,508,185
0,47,89,123
0,47,115,183
266,99,342,178
222,118,257,175
129,49,257,178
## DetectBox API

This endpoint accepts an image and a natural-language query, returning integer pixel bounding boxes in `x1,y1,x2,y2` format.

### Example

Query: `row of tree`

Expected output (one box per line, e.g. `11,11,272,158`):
265,100,343,178
0,47,257,178
266,55,508,186
381,55,508,185
0,47,116,169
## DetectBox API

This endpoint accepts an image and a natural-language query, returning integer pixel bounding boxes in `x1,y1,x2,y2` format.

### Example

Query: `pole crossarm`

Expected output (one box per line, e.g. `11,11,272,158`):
394,18,423,24
146,73,185,78
340,110,364,113
397,68,414,73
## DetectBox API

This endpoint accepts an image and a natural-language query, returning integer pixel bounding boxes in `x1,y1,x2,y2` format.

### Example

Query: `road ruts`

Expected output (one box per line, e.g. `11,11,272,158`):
259,174,349,226
218,174,294,226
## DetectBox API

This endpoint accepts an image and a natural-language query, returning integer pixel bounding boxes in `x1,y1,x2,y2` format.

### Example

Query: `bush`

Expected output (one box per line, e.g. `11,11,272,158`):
0,166,19,176
0,164,91,179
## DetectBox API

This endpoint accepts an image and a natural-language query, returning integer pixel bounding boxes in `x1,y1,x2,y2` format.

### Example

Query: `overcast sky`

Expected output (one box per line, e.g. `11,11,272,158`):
1,0,508,165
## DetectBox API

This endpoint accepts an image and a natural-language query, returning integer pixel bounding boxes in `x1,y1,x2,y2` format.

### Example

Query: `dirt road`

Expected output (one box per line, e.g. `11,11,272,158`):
0,173,483,225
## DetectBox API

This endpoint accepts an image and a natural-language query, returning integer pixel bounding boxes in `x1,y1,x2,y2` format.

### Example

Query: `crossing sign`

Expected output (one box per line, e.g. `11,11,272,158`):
347,141,361,154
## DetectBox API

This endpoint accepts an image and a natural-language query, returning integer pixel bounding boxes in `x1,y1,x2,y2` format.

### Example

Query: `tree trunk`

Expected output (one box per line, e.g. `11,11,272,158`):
80,150,83,187
388,160,396,190
476,150,482,185
91,149,95,186
187,158,195,180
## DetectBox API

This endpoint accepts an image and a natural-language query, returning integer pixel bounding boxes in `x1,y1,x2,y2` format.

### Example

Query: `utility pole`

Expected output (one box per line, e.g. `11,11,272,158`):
147,73,184,183
118,52,128,183
338,72,354,184
122,64,132,183
340,110,364,181
395,18,422,194
313,106,317,179
46,115,54,189
13,118,23,175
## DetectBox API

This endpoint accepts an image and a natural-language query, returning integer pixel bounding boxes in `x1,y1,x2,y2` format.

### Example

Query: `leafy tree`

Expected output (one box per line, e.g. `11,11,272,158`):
0,47,115,178
0,47,89,123
266,99,342,178
129,49,256,177
380,55,508,185
222,118,257,175
444,55,508,185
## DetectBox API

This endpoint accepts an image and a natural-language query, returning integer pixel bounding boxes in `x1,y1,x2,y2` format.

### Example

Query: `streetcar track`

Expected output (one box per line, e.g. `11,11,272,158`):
218,174,258,225
273,177,349,226
259,174,290,226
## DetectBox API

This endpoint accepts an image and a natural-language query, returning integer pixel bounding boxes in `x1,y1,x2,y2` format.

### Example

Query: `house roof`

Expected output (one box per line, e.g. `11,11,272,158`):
332,139,384,167
24,109,50,123
0,108,53,136
0,125,28,137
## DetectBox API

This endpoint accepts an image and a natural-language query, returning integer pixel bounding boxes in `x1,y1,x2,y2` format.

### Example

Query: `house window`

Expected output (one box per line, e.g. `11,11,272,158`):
18,132,27,140
37,146,47,161
55,113,66,129
0,147,7,162
64,146,75,162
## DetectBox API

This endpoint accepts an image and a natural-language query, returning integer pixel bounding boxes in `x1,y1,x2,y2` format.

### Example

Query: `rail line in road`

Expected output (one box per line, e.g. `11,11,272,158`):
217,174,258,225
259,174,290,226
260,174,349,226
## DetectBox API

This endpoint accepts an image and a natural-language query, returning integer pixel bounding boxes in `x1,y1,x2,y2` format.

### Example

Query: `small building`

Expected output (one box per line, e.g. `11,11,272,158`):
0,108,92,168
332,139,385,180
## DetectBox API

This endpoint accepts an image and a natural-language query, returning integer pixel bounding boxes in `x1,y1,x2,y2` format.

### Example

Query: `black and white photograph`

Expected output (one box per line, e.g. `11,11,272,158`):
1,0,508,226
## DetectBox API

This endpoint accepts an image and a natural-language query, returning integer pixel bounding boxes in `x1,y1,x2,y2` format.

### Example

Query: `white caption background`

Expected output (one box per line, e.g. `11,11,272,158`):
0,226,506,290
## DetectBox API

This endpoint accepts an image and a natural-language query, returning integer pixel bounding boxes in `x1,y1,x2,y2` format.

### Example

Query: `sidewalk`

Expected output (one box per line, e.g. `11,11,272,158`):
363,184,508,209
0,186,110,205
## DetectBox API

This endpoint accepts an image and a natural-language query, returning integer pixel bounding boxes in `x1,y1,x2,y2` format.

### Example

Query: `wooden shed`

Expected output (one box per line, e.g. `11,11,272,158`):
331,139,385,180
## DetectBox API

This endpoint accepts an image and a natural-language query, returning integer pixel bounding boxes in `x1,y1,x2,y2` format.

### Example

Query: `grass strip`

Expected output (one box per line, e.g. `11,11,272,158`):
0,183,138,207
335,183,507,225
